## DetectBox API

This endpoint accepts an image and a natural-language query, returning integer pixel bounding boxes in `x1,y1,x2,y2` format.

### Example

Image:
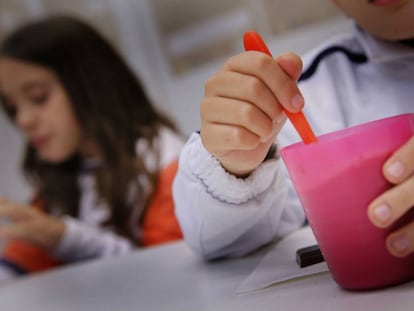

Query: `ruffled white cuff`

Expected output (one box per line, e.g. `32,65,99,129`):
186,133,281,204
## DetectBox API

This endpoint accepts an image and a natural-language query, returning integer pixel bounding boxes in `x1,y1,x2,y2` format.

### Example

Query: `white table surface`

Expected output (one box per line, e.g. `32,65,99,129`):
0,239,412,311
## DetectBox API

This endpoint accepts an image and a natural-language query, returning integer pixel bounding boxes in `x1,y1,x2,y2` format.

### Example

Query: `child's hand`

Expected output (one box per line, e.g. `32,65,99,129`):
0,197,65,251
368,136,414,257
200,51,304,176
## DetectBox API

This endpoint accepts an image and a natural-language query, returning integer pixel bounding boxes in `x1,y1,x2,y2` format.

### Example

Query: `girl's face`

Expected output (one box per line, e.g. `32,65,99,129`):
332,0,414,40
0,57,83,163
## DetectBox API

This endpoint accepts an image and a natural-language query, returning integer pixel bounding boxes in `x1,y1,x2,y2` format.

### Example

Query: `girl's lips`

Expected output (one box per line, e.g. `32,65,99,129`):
31,136,49,148
368,0,404,6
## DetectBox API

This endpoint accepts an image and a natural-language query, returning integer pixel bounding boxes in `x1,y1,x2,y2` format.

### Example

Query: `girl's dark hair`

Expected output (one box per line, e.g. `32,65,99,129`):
0,15,178,243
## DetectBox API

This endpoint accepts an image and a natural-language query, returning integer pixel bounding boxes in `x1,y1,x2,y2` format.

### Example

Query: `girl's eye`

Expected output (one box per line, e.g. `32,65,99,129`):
30,92,49,105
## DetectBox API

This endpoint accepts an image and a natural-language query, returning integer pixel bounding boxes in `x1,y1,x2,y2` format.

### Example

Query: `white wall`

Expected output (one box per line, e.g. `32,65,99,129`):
0,11,354,202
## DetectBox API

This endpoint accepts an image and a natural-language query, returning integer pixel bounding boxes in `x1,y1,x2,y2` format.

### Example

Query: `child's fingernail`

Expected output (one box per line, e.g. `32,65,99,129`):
372,204,391,224
390,234,411,254
387,160,404,179
291,94,304,109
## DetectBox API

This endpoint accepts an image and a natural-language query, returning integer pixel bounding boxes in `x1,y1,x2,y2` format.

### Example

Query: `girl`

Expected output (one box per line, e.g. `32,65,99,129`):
0,15,184,281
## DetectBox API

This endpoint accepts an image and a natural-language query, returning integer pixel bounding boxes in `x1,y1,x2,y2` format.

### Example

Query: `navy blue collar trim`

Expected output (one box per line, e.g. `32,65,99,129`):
299,46,368,82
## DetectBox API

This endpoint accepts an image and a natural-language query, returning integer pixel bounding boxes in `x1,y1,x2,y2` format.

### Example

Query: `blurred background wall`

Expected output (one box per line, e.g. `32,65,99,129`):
0,0,354,202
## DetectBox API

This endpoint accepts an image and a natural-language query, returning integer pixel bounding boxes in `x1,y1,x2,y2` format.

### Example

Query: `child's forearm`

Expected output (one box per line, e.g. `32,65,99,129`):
173,133,305,260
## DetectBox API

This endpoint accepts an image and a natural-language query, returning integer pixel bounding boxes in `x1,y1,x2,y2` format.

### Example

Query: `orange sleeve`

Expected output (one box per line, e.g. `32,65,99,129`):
140,159,183,246
1,198,62,274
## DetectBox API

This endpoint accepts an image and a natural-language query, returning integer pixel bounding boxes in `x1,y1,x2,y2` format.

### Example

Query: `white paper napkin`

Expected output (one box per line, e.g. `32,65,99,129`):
236,226,329,294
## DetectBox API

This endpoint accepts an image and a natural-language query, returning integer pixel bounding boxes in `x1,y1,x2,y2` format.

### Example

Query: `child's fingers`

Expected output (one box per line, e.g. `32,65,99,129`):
367,176,414,228
204,70,284,123
201,97,276,143
383,135,414,184
386,221,414,257
0,198,33,221
368,136,414,230
0,223,28,241
223,51,304,113
201,122,261,155
0,212,64,249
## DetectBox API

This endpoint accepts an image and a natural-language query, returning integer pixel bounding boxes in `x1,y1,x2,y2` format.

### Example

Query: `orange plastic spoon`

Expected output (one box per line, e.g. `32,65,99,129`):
243,31,317,144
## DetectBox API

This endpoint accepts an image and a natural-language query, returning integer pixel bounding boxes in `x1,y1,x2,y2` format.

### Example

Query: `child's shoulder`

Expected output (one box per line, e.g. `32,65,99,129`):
301,31,361,67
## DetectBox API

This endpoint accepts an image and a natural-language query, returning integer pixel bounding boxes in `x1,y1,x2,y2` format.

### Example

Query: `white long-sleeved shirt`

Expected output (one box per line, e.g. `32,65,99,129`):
173,26,414,260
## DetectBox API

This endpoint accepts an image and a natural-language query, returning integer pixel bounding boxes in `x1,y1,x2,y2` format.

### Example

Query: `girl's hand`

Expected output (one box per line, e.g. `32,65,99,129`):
368,136,414,257
0,197,65,251
200,51,304,177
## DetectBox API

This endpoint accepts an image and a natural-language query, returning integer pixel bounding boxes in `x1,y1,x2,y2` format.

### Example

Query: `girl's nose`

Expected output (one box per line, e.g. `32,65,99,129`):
16,105,37,131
